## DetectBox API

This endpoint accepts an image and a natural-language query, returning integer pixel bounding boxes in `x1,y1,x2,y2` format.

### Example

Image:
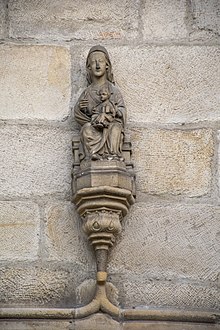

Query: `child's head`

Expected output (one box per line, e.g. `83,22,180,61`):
99,88,110,101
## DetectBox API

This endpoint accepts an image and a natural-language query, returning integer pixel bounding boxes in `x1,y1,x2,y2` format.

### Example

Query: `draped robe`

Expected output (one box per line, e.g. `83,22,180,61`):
74,81,126,161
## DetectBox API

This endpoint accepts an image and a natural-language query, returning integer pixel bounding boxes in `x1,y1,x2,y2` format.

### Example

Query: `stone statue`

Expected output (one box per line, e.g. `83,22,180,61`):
72,46,135,318
74,45,126,161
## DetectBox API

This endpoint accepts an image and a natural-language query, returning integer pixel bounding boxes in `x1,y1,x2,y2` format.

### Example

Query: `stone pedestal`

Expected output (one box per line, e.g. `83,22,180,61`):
72,143,135,317
73,160,135,276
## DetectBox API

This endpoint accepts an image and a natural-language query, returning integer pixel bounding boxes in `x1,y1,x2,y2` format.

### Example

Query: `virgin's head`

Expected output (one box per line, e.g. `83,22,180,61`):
86,45,115,85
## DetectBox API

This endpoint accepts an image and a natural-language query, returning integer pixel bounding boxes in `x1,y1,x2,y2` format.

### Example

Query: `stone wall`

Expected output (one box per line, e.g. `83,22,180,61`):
0,0,220,314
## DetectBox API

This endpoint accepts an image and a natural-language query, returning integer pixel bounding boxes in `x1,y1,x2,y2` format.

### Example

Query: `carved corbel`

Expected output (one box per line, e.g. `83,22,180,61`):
72,45,135,318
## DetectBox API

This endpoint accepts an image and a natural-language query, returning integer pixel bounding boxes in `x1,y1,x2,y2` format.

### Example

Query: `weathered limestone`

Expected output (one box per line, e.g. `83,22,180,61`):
0,202,40,261
123,322,220,330
0,0,7,38
8,0,139,41
1,317,220,329
44,202,93,267
129,128,213,196
0,1,220,327
0,320,71,330
191,0,220,37
75,313,120,330
0,45,71,120
142,0,188,42
0,265,79,306
0,126,73,198
122,279,220,310
217,131,220,199
109,203,220,309
108,46,220,124
111,203,220,279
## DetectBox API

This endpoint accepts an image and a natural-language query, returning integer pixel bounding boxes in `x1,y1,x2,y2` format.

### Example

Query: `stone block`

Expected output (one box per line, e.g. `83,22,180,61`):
0,320,219,330
122,279,220,310
0,0,7,38
191,0,220,37
142,0,188,41
0,126,73,198
0,264,86,307
44,202,93,268
0,202,40,261
107,46,220,124
110,203,220,281
0,320,71,330
75,313,121,330
217,131,220,199
123,322,220,329
8,0,139,41
109,203,220,309
129,128,213,196
0,45,71,120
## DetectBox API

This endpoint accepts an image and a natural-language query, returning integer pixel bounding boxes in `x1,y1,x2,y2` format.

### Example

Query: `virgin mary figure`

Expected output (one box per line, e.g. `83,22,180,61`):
74,45,126,161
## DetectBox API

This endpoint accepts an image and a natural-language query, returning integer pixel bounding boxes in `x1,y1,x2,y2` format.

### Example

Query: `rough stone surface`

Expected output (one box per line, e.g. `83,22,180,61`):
122,279,220,310
123,322,220,329
0,45,71,120
217,131,220,199
0,320,219,329
0,202,40,261
110,203,220,281
129,128,213,196
107,46,220,124
142,0,188,41
75,313,120,330
109,203,220,309
0,0,7,38
192,0,220,36
0,320,71,330
0,264,87,307
44,202,93,268
8,0,139,41
0,126,73,198
1,0,220,323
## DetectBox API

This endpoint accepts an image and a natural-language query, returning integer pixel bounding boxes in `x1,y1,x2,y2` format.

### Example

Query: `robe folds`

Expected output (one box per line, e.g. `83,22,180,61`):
74,81,126,160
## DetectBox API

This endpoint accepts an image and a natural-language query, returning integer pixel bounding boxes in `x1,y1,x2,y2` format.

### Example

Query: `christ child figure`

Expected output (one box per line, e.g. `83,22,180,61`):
91,88,116,129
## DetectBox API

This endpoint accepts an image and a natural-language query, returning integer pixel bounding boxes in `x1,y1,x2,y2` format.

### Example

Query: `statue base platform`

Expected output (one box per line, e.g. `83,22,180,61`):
72,159,135,196
72,160,135,217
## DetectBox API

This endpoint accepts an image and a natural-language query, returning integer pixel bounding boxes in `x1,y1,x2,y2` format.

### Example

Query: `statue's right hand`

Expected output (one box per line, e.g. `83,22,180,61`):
79,99,88,111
